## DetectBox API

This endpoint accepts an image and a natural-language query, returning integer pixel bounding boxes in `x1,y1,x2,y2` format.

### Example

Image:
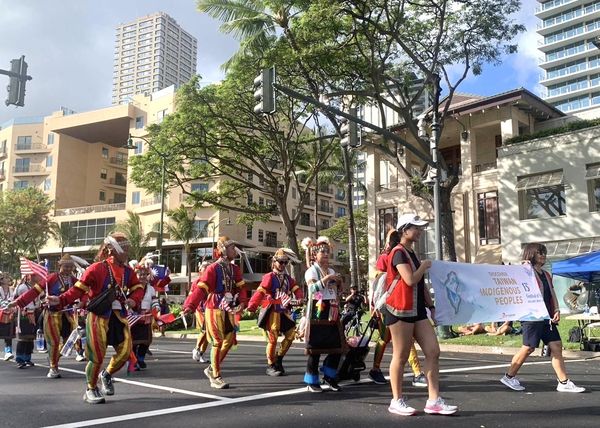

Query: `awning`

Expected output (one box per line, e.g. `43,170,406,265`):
515,170,563,191
473,244,503,264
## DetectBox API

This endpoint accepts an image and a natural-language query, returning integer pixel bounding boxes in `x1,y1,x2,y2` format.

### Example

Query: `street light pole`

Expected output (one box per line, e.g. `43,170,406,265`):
430,73,443,261
125,134,168,265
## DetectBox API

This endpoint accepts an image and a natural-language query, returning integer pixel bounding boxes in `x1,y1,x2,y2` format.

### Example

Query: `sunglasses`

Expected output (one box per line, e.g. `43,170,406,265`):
276,259,289,264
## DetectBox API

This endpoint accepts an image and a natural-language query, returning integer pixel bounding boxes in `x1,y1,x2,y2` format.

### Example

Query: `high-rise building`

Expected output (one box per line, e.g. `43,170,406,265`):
536,0,600,113
112,12,197,105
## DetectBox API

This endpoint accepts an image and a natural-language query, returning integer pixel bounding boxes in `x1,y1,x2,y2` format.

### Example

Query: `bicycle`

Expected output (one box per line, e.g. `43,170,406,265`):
343,310,364,337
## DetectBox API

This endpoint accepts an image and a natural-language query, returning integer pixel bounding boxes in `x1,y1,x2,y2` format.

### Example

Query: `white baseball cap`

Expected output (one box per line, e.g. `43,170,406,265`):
396,213,428,230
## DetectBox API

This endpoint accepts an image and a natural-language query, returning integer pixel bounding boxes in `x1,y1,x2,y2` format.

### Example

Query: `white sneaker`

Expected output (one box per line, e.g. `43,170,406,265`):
75,354,86,362
192,348,201,362
388,398,417,416
3,352,14,361
198,353,208,363
47,368,61,379
556,379,585,393
500,374,525,391
424,397,458,415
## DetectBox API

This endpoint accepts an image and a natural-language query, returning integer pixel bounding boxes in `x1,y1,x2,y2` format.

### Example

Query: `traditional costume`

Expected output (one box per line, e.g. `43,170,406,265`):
13,276,44,368
0,273,15,361
191,261,211,364
248,248,303,376
50,234,143,404
301,236,344,392
184,236,247,389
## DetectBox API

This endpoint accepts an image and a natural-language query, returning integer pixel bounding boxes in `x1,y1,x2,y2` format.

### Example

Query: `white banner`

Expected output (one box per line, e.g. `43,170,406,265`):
429,261,550,326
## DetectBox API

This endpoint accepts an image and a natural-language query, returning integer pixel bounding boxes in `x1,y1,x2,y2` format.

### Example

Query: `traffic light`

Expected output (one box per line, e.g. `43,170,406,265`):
5,56,29,107
253,67,276,114
340,108,359,148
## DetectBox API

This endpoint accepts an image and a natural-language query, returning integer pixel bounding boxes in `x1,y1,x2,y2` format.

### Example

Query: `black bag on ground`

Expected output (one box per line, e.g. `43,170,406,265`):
568,326,582,343
86,287,116,315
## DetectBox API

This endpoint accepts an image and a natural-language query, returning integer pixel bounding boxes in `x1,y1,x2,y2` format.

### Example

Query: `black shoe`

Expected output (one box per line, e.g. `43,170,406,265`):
25,361,35,367
137,360,147,369
275,356,285,375
146,349,153,356
16,361,27,369
323,376,342,392
307,384,323,393
99,370,114,396
266,364,282,377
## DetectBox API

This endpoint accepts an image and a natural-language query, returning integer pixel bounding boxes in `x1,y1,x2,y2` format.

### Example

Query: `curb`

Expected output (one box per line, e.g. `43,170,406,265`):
156,332,600,358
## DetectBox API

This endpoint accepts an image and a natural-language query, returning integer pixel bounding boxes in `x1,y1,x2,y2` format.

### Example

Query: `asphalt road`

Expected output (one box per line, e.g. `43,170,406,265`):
1,337,598,428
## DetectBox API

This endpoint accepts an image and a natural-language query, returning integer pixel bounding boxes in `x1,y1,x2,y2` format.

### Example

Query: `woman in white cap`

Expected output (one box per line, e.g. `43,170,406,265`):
383,213,457,416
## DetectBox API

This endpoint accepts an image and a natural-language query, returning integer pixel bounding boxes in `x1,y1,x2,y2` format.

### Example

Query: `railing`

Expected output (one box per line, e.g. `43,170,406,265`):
299,219,315,227
141,196,161,207
13,165,47,173
15,143,49,151
335,193,346,201
109,157,128,167
265,239,283,248
54,202,126,216
318,205,333,214
335,212,346,218
318,185,333,194
108,178,127,186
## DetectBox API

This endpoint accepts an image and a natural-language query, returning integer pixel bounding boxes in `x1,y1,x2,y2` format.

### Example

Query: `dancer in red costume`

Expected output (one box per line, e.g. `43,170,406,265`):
183,236,247,389
247,248,303,376
47,233,143,404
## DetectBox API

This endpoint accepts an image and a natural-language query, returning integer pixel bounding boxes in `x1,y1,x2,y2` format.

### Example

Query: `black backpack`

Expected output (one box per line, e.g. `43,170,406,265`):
568,326,582,343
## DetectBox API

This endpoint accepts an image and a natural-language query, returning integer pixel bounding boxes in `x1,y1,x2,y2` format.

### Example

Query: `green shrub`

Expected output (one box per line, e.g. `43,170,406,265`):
504,118,600,145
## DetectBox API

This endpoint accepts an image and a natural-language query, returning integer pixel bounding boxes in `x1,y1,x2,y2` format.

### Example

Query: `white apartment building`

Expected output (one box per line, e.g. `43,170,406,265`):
537,0,600,112
112,12,197,105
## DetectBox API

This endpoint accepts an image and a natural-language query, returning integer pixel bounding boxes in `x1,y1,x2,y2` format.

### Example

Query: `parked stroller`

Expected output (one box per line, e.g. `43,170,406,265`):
337,314,378,382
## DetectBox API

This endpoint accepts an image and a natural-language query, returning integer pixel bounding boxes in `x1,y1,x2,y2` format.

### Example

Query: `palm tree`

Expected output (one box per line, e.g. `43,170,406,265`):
166,206,204,294
112,211,151,262
49,222,77,256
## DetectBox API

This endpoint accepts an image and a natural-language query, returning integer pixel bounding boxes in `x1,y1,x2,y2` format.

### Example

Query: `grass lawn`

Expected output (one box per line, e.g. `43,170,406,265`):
168,317,582,351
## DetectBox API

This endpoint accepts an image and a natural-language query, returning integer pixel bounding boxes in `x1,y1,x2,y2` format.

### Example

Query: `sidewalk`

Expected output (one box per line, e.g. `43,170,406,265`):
157,331,600,359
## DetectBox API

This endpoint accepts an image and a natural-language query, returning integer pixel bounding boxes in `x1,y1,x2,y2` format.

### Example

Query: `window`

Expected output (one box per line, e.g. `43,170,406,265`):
14,180,28,189
193,220,209,237
113,193,126,203
258,229,264,242
321,219,330,229
46,155,53,168
191,183,209,193
132,191,140,204
99,191,106,201
0,139,6,153
16,136,32,150
64,217,116,246
246,225,253,240
15,158,30,173
378,207,398,251
134,141,143,155
265,231,277,247
47,133,55,145
517,170,566,220
114,172,127,186
336,206,346,218
247,172,253,182
440,145,462,176
247,193,254,205
258,197,264,206
102,148,109,159
157,109,168,123
477,191,501,245
586,163,600,212
44,179,51,192
100,168,107,180
300,212,311,227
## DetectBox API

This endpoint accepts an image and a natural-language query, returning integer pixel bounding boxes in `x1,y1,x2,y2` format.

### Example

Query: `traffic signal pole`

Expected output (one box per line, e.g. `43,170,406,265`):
2,55,32,107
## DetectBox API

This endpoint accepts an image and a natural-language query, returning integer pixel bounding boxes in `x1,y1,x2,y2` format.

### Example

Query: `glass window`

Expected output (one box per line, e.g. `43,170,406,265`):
191,183,209,193
132,191,140,204
517,171,566,220
44,179,51,192
99,191,106,201
477,191,501,245
16,136,32,150
378,207,398,251
46,155,53,168
65,217,116,246
265,231,277,247
14,180,28,189
47,133,55,145
15,158,30,173
586,163,600,212
100,168,107,180
102,148,109,159
258,229,264,242
193,220,209,237
113,193,126,203
246,225,253,240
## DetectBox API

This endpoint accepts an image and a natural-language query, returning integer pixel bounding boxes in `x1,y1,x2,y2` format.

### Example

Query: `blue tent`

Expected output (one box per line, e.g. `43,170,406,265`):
552,250,600,283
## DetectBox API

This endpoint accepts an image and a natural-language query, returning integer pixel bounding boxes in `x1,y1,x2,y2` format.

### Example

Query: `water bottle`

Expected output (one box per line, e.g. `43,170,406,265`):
35,329,45,352
584,304,590,315
60,328,80,357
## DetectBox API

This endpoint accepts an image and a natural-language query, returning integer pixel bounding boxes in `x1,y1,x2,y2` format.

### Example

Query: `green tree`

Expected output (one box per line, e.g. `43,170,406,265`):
199,0,525,262
49,222,77,256
0,188,52,274
321,204,369,286
166,206,204,294
112,211,150,262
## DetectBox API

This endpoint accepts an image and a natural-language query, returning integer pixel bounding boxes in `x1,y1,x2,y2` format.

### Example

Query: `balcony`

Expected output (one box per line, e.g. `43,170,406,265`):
13,165,49,175
15,143,51,153
335,192,346,201
0,150,6,159
299,219,315,228
318,185,333,194
318,205,333,214
108,177,127,187
54,202,126,216
141,196,161,207
109,157,128,168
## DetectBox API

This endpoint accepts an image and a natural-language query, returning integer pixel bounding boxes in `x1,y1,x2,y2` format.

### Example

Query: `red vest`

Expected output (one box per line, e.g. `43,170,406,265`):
385,244,418,317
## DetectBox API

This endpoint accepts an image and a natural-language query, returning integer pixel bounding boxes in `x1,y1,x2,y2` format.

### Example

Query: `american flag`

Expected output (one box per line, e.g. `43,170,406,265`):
219,298,232,313
126,312,142,327
276,290,291,308
19,257,48,284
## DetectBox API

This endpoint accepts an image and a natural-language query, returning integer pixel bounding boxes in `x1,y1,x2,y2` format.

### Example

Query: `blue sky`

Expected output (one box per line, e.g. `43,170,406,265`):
0,0,541,125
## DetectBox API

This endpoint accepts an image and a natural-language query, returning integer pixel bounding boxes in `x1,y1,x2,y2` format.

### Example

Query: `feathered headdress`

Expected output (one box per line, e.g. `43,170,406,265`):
300,236,333,267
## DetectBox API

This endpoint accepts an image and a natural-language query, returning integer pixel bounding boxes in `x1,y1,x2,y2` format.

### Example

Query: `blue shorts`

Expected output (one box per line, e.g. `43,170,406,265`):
521,320,561,349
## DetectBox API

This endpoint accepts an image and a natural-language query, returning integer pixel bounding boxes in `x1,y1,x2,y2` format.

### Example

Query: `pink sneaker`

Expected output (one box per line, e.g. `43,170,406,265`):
424,397,458,415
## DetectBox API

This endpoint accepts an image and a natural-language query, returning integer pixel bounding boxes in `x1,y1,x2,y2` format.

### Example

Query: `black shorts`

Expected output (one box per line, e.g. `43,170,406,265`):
382,306,428,325
521,320,561,349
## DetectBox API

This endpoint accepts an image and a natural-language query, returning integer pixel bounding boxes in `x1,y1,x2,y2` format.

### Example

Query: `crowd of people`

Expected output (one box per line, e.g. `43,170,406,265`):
0,220,588,414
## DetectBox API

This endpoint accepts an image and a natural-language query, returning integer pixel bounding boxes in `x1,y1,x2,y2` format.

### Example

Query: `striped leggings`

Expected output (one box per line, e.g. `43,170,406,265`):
264,311,295,365
205,308,235,378
43,311,76,369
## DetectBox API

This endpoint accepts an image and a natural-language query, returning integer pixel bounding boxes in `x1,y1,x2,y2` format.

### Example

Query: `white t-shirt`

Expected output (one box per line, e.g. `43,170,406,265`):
305,264,337,301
